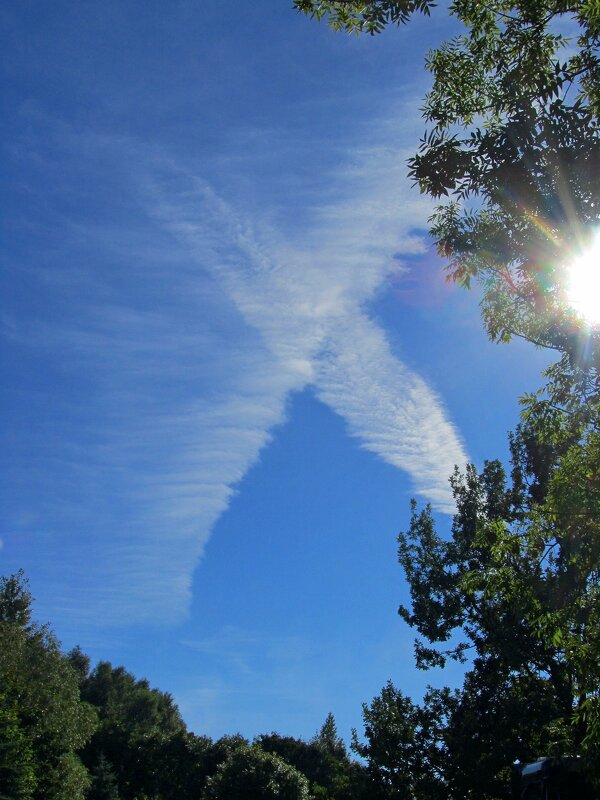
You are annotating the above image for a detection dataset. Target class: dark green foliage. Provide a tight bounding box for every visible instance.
[0,572,97,800]
[440,669,566,800]
[351,682,450,800]
[0,697,36,800]
[0,571,33,626]
[258,715,368,799]
[203,733,249,773]
[67,646,92,687]
[137,732,248,800]
[354,672,571,800]
[203,744,311,800]
[79,660,187,800]
[87,754,119,800]
[314,712,345,757]
[148,731,217,799]
[0,574,376,799]
[81,661,185,741]
[396,400,600,794]
[79,665,255,800]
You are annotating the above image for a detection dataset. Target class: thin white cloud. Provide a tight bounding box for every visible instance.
[176,626,325,737]
[145,121,467,516]
[313,316,463,513]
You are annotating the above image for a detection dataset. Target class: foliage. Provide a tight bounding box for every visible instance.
[351,681,450,799]
[203,743,312,800]
[0,572,97,800]
[293,0,434,34]
[314,712,346,757]
[409,0,600,365]
[0,696,36,800]
[444,669,568,799]
[79,659,188,800]
[137,731,217,800]
[87,754,120,800]
[0,574,371,799]
[351,389,599,798]
[295,0,600,369]
[258,715,367,800]
[396,398,600,793]
[81,660,185,741]
[354,670,582,800]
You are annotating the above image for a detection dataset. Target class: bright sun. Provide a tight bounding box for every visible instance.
[566,231,600,325]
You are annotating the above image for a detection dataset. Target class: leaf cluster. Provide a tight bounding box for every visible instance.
[204,744,311,800]
[293,0,434,34]
[407,0,600,359]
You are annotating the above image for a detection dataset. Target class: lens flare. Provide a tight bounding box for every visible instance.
[566,231,600,325]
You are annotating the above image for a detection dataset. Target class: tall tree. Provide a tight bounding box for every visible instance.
[258,716,368,800]
[79,660,187,800]
[313,713,345,757]
[0,572,97,800]
[396,407,600,792]
[297,4,600,795]
[87,754,119,800]
[351,681,449,800]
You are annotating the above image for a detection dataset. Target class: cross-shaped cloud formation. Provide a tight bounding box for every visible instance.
[4,109,466,628]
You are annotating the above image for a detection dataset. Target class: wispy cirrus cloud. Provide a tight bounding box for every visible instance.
[146,129,466,512]
[4,105,466,628]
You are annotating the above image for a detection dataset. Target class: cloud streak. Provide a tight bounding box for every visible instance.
[147,127,467,514]
[5,107,466,627]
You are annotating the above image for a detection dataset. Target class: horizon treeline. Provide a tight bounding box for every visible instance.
[0,570,374,800]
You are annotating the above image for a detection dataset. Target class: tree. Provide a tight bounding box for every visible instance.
[87,754,120,800]
[351,681,449,800]
[0,572,97,800]
[410,0,600,368]
[0,697,36,800]
[81,661,185,742]
[258,717,368,800]
[439,667,572,799]
[396,407,600,793]
[203,744,311,800]
[295,3,600,794]
[313,713,345,757]
[79,660,187,800]
[350,399,599,799]
[135,730,217,800]
[295,0,600,369]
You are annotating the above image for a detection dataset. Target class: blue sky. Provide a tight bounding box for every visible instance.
[2,0,550,743]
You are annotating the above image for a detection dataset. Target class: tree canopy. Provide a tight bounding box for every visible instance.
[394,403,600,793]
[295,0,600,370]
[292,10,600,788]
[0,572,97,800]
[257,714,367,800]
[203,744,312,800]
